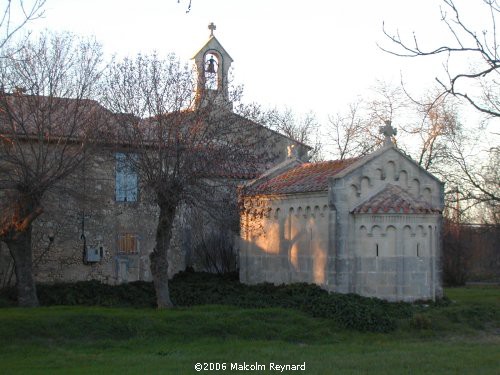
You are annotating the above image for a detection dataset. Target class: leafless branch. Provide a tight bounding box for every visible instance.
[0,0,46,55]
[380,0,500,118]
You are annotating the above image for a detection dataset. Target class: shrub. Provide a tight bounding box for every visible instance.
[168,273,413,332]
[1,271,414,332]
[0,280,157,308]
[193,231,238,274]
[410,313,433,330]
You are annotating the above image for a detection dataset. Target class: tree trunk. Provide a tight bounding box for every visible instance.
[5,225,39,307]
[150,200,178,308]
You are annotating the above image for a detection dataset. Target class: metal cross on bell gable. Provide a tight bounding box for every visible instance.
[208,22,216,37]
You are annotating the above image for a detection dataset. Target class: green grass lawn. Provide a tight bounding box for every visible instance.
[0,286,499,374]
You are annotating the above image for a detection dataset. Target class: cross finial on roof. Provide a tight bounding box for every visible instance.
[379,120,397,145]
[208,22,216,37]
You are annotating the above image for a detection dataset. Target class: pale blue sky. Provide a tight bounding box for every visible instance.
[26,0,488,120]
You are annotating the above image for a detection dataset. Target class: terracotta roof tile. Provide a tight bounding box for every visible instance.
[352,184,440,214]
[244,158,359,195]
[0,94,120,142]
[205,160,269,180]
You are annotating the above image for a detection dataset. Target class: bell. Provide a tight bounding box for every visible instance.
[206,57,216,73]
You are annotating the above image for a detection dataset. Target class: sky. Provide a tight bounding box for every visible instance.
[21,0,494,123]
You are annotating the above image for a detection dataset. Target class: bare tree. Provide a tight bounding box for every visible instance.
[235,103,322,161]
[444,134,500,219]
[0,32,105,307]
[380,0,499,218]
[324,82,409,161]
[397,90,460,171]
[102,54,267,308]
[481,147,500,222]
[0,0,46,54]
[400,92,499,222]
[366,81,409,125]
[400,92,470,218]
[380,0,499,118]
[326,101,380,160]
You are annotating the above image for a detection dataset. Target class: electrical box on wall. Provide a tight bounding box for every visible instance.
[85,246,103,263]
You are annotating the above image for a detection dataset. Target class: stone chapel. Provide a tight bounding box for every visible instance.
[239,124,444,302]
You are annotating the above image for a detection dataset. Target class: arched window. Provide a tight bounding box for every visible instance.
[204,53,219,90]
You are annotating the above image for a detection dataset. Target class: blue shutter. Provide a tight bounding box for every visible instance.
[115,153,126,201]
[115,152,138,202]
[125,171,138,201]
[127,153,138,201]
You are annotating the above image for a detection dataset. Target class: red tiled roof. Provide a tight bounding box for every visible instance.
[0,94,115,140]
[205,160,270,180]
[244,158,359,195]
[352,184,440,214]
[0,94,309,180]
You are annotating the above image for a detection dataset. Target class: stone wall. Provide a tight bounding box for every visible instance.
[1,148,188,287]
[240,192,331,286]
[0,28,309,289]
[330,146,443,300]
[1,130,299,287]
[352,214,442,301]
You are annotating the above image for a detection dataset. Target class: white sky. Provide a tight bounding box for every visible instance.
[25,0,492,123]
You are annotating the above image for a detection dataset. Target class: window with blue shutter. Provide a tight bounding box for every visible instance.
[115,153,138,202]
